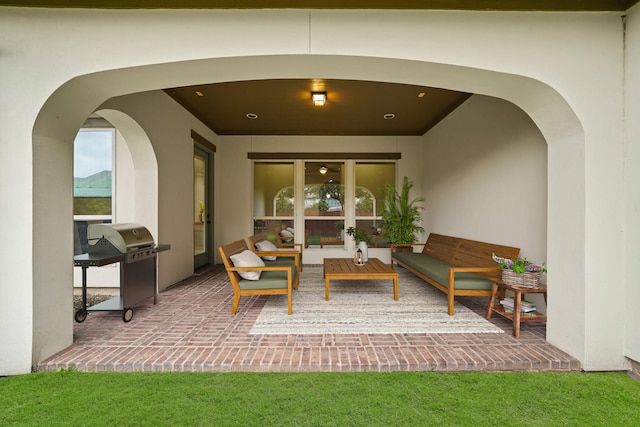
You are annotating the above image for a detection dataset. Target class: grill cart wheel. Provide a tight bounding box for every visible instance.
[123,308,133,322]
[74,309,88,323]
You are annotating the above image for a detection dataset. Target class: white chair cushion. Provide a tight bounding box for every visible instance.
[279,229,294,242]
[230,250,265,280]
[255,240,278,260]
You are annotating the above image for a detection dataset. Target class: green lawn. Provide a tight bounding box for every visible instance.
[1,371,639,426]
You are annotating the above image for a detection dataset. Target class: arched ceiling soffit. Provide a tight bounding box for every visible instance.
[37,54,582,143]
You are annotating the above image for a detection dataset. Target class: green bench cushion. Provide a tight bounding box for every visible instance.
[238,270,292,290]
[264,258,296,268]
[393,252,493,291]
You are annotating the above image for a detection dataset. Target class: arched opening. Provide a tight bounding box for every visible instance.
[70,110,160,292]
[94,109,158,237]
[30,54,584,366]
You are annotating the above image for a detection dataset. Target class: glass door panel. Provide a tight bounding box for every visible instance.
[194,148,210,268]
[355,162,395,248]
[253,162,295,246]
[304,161,345,248]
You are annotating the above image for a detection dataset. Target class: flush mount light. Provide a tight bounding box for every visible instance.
[312,92,327,107]
[319,165,328,174]
[383,113,396,120]
[246,113,258,119]
[418,92,426,98]
[195,91,204,97]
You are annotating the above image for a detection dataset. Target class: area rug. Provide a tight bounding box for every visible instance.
[250,266,503,334]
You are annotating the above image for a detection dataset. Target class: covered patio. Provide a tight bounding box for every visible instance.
[39,264,579,373]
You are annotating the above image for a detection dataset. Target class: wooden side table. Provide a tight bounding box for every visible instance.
[486,281,547,338]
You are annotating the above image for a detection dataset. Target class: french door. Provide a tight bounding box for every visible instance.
[194,146,213,268]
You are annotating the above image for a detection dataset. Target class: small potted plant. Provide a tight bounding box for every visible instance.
[345,226,372,245]
[492,253,547,288]
[198,200,205,222]
[346,226,373,262]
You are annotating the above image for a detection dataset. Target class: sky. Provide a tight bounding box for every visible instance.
[74,130,113,178]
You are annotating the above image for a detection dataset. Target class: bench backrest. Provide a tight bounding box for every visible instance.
[423,233,520,280]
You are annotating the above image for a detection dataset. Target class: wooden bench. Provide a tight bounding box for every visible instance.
[391,233,520,315]
[219,239,299,315]
[247,232,302,272]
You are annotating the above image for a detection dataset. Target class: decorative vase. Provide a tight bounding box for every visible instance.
[358,241,368,262]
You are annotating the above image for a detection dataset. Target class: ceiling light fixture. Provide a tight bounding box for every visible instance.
[384,113,396,120]
[246,113,258,119]
[312,92,327,107]
[418,92,426,98]
[195,91,204,97]
[319,165,328,174]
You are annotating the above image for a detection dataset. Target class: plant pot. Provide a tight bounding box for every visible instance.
[358,241,368,262]
[502,270,541,288]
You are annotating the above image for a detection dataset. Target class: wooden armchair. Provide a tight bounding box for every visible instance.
[219,239,298,315]
[273,226,309,249]
[248,232,302,272]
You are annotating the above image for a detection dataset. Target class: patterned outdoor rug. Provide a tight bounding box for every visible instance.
[250,266,503,334]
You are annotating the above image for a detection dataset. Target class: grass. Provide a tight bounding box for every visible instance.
[1,371,639,426]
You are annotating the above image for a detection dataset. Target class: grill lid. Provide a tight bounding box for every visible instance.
[88,223,155,254]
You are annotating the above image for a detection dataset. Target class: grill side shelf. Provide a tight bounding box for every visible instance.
[74,252,124,267]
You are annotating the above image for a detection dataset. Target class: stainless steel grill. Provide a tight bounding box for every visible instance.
[74,223,170,322]
[87,223,156,263]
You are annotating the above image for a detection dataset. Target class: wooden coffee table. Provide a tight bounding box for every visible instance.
[323,258,398,301]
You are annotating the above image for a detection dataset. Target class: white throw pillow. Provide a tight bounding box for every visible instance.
[279,229,294,242]
[255,240,278,261]
[230,250,265,280]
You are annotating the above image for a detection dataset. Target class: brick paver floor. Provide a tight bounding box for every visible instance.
[39,264,580,372]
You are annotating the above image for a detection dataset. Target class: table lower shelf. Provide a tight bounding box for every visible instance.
[490,305,547,323]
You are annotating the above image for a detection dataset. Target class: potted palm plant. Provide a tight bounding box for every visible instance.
[381,176,425,249]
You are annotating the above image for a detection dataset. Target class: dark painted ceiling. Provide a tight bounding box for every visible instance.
[165,80,471,136]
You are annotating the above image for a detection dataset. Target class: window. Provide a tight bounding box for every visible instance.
[253,162,295,245]
[355,162,395,248]
[73,128,115,254]
[253,159,395,250]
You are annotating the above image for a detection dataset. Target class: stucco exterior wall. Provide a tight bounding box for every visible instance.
[0,7,631,373]
[624,4,640,365]
[97,91,219,290]
[422,95,548,310]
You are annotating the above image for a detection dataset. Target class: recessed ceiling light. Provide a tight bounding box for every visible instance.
[195,91,204,97]
[418,92,426,98]
[383,113,396,120]
[246,113,258,119]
